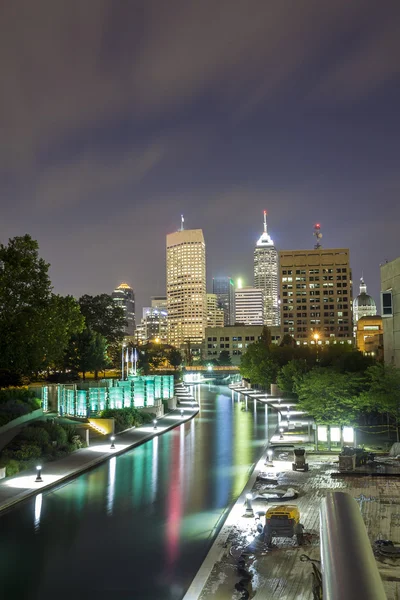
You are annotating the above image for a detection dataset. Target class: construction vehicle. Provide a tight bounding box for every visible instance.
[292,448,309,471]
[264,505,304,547]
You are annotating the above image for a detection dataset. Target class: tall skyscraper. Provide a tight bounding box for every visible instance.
[166,223,207,348]
[207,293,225,328]
[235,287,264,326]
[111,282,135,336]
[254,211,279,326]
[279,246,353,343]
[212,276,235,325]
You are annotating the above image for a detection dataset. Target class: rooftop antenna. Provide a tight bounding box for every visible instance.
[263,210,267,233]
[313,223,322,249]
[180,214,184,231]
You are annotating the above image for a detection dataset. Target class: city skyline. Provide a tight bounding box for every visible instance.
[2,2,399,314]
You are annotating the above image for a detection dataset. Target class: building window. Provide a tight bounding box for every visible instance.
[382,290,393,317]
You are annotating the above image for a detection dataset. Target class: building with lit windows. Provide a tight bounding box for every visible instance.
[111,282,135,336]
[279,248,353,344]
[254,211,279,326]
[166,226,207,348]
[212,276,235,325]
[207,293,225,328]
[205,325,281,365]
[235,287,264,326]
[356,315,383,357]
[141,306,168,344]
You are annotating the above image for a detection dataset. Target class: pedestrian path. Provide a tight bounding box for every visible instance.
[0,403,199,513]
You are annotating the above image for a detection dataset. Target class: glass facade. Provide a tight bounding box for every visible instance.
[55,376,174,417]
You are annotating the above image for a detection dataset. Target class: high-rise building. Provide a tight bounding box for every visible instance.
[207,293,225,328]
[235,287,264,326]
[353,277,377,323]
[212,276,235,325]
[141,306,168,344]
[254,211,279,326]
[279,247,353,343]
[111,282,135,336]
[166,225,207,348]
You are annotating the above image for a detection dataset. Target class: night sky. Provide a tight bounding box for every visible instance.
[1,1,400,313]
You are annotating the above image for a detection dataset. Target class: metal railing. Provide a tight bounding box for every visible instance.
[320,491,386,600]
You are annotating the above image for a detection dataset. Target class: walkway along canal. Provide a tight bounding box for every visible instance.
[0,385,278,600]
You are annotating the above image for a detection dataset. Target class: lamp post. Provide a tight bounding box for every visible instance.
[266,449,274,466]
[244,493,254,517]
[180,409,184,418]
[153,419,157,430]
[121,343,126,380]
[35,465,43,482]
[279,426,284,440]
[110,435,115,449]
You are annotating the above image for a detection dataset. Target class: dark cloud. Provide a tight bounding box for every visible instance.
[1,0,400,310]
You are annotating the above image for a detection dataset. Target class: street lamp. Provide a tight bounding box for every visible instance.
[35,465,43,482]
[153,419,158,430]
[244,493,254,517]
[110,435,115,449]
[266,449,274,466]
[279,427,284,440]
[313,332,320,363]
[180,409,184,418]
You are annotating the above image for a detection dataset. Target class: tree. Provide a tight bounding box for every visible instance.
[277,359,309,394]
[167,348,182,371]
[280,334,296,348]
[78,294,126,345]
[0,235,53,376]
[240,341,278,389]
[361,364,400,439]
[295,368,367,425]
[42,295,85,372]
[67,328,109,380]
[218,350,232,366]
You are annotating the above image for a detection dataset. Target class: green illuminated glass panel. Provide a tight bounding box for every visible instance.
[145,379,155,407]
[133,380,145,407]
[77,390,87,417]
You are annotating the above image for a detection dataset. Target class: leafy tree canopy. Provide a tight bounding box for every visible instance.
[167,348,182,370]
[295,368,368,425]
[361,364,400,422]
[277,359,309,394]
[78,294,126,345]
[218,350,232,366]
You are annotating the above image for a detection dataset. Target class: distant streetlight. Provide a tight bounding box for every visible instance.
[110,435,115,449]
[313,332,320,363]
[35,465,43,483]
[279,427,284,440]
[244,493,254,517]
[180,409,184,418]
[153,419,157,430]
[266,449,274,466]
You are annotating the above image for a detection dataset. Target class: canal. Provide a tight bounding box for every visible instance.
[0,385,277,600]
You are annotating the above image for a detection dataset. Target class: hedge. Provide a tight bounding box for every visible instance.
[100,407,155,433]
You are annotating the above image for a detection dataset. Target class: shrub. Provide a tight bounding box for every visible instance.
[7,442,42,462]
[100,407,156,432]
[0,370,23,389]
[46,424,68,447]
[5,459,20,477]
[19,426,50,449]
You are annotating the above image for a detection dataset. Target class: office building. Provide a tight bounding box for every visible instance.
[356,316,383,357]
[212,276,235,325]
[254,211,279,326]
[235,287,264,326]
[141,306,168,344]
[205,325,281,365]
[279,248,353,343]
[353,276,377,323]
[207,293,225,328]
[111,282,135,336]
[166,225,207,348]
[151,296,167,310]
[380,256,400,367]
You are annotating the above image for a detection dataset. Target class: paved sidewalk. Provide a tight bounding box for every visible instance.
[0,404,199,513]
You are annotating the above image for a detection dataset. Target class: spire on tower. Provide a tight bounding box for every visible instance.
[180,215,184,231]
[263,210,267,233]
[313,223,322,250]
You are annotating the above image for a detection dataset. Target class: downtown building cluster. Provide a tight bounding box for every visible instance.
[112,213,387,365]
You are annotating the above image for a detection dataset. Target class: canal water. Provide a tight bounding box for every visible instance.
[0,385,277,600]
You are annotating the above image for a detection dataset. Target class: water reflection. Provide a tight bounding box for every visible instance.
[0,385,278,600]
[34,493,42,532]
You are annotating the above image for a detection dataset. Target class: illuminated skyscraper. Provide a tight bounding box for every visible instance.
[166,222,207,348]
[212,276,235,325]
[254,211,279,326]
[111,282,135,335]
[235,287,264,325]
[207,293,225,328]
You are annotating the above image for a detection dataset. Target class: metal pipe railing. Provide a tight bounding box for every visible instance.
[320,491,386,600]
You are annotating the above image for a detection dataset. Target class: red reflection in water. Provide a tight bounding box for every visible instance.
[165,432,182,572]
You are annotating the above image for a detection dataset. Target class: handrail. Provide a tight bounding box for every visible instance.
[320,491,386,600]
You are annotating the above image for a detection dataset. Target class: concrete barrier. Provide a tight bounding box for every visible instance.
[0,408,44,435]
